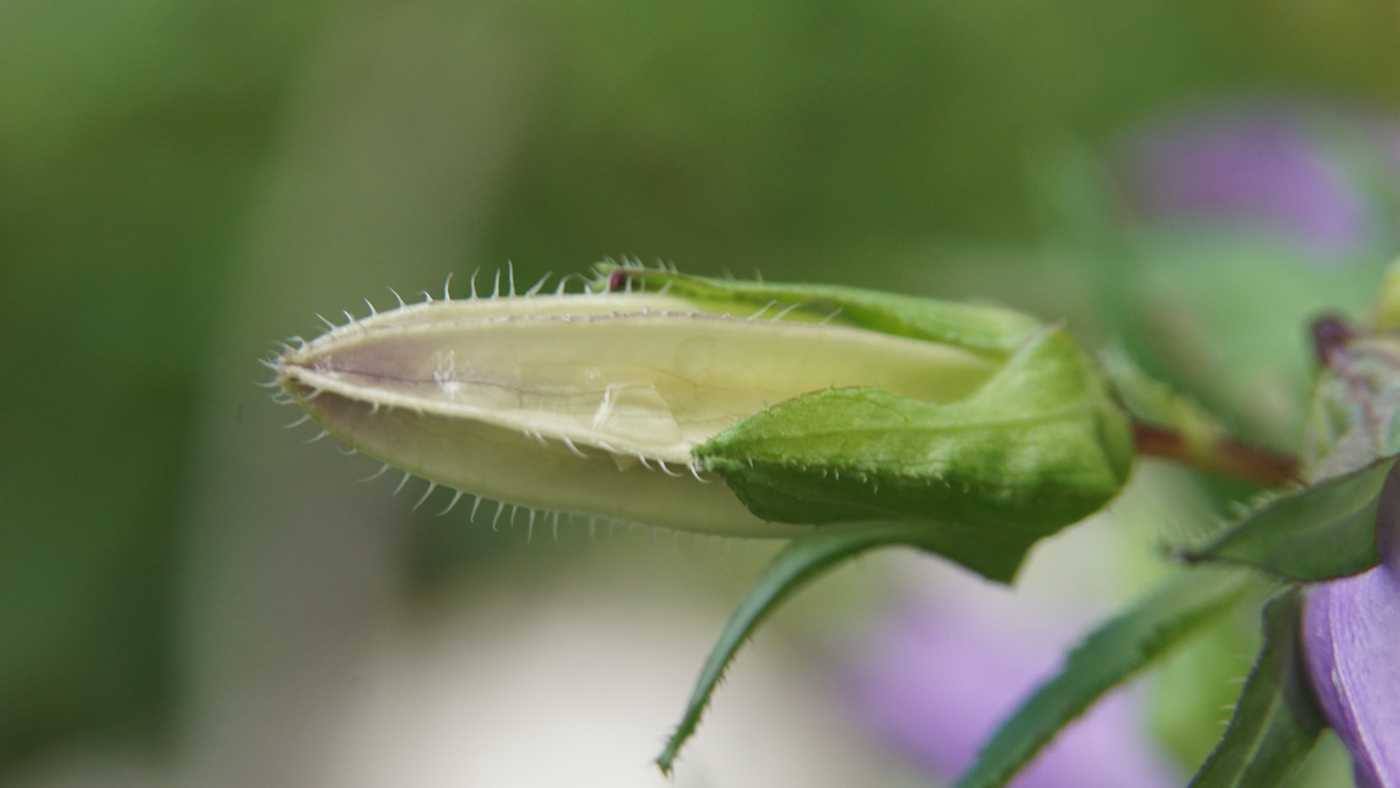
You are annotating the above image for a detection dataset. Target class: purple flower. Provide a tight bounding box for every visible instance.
[1119,99,1385,261]
[1303,467,1400,787]
[844,588,1179,788]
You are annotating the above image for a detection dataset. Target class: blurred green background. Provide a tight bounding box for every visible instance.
[2,0,1399,785]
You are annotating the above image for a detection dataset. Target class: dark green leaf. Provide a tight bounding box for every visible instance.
[655,526,1008,775]
[1188,588,1325,787]
[953,568,1254,788]
[1184,460,1388,581]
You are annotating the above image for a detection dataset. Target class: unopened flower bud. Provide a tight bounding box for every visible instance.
[274,266,1133,575]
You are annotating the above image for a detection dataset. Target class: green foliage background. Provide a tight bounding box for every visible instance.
[2,0,1398,779]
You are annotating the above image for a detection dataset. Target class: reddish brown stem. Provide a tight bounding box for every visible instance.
[1133,421,1300,488]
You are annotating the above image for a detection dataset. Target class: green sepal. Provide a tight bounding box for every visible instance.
[953,568,1255,788]
[1183,460,1388,581]
[654,526,1008,775]
[695,327,1134,578]
[1188,588,1325,787]
[598,263,1041,355]
[1305,332,1400,481]
[1099,344,1228,445]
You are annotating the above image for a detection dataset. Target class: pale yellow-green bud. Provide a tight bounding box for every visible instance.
[276,286,1000,536]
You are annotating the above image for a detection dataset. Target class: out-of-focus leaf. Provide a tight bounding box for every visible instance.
[1101,346,1298,486]
[1184,461,1387,581]
[656,526,999,775]
[953,568,1253,788]
[1101,344,1228,445]
[1188,589,1324,787]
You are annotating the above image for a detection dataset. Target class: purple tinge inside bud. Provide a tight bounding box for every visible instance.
[1301,463,1400,788]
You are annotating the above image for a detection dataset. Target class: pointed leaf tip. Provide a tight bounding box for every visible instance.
[656,527,1004,774]
[1183,460,1389,581]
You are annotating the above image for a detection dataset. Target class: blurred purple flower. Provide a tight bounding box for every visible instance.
[844,599,1179,788]
[1303,465,1400,788]
[1120,100,1389,260]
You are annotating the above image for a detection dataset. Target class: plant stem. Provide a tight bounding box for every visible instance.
[1133,421,1299,488]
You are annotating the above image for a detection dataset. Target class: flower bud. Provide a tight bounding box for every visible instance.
[274,266,1133,575]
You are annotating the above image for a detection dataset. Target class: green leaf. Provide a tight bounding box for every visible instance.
[953,568,1254,788]
[599,264,1042,355]
[1188,588,1325,787]
[696,327,1134,578]
[655,526,1008,775]
[1183,460,1388,581]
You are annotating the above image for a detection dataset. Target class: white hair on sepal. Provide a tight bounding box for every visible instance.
[388,287,406,308]
[746,301,779,320]
[438,489,465,516]
[412,481,438,511]
[687,460,712,483]
[560,436,588,458]
[771,302,804,321]
[525,271,552,296]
